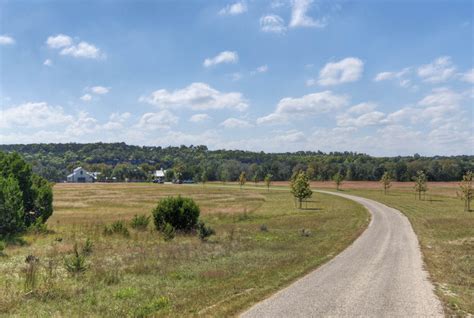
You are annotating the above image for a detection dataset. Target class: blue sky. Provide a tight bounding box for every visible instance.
[0,0,473,156]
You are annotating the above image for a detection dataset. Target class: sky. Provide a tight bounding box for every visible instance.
[0,0,473,156]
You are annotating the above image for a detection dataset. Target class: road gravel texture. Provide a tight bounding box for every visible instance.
[241,191,444,317]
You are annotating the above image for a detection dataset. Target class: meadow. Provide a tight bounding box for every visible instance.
[0,183,368,317]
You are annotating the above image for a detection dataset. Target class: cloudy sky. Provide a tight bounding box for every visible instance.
[0,0,473,156]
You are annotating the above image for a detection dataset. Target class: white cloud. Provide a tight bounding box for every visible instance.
[257,90,349,124]
[256,65,268,73]
[0,102,73,129]
[374,68,410,82]
[140,82,248,111]
[0,35,15,45]
[461,69,474,84]
[231,72,243,81]
[65,112,99,136]
[289,0,327,28]
[203,51,238,67]
[347,102,377,115]
[337,111,385,128]
[276,129,307,143]
[90,86,110,95]
[317,57,364,86]
[189,113,211,123]
[43,59,53,66]
[417,56,456,83]
[137,110,179,130]
[219,1,247,15]
[103,112,131,130]
[60,41,104,59]
[220,118,252,128]
[46,34,105,60]
[46,34,72,49]
[80,94,93,102]
[260,15,287,33]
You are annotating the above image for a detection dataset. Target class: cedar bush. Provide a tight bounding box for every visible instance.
[152,196,200,232]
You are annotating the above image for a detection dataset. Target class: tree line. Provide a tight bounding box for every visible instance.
[0,143,472,183]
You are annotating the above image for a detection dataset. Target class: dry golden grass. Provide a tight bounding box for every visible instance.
[0,183,368,317]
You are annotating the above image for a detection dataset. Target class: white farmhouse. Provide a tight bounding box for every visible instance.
[67,167,97,183]
[153,168,166,182]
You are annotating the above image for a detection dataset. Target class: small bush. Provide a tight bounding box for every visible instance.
[135,296,170,317]
[82,238,93,255]
[260,224,268,232]
[130,214,150,230]
[162,223,175,241]
[114,287,137,299]
[64,244,88,274]
[197,221,215,241]
[103,220,130,237]
[152,196,200,232]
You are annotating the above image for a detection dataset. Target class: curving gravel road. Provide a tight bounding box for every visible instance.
[241,191,443,317]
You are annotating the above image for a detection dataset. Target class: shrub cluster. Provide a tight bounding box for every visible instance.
[0,152,53,238]
[130,214,150,230]
[103,220,130,237]
[152,196,215,242]
[152,196,200,232]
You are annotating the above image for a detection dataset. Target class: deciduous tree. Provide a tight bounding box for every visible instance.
[264,174,272,192]
[239,172,246,190]
[333,172,344,191]
[459,171,473,212]
[380,172,392,195]
[290,171,313,209]
[414,170,428,200]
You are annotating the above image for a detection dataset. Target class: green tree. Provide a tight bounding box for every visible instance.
[459,171,473,212]
[380,172,392,195]
[253,174,258,186]
[239,172,246,190]
[201,170,208,187]
[0,176,25,237]
[290,171,313,209]
[333,172,344,191]
[264,174,272,192]
[414,170,428,200]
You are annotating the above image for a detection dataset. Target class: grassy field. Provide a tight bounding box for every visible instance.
[0,183,369,317]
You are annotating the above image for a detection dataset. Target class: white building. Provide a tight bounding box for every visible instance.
[153,168,166,182]
[67,167,97,183]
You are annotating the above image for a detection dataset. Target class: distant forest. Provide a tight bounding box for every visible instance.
[0,143,472,183]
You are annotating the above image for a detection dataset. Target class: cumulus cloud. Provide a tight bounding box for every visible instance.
[220,118,252,128]
[46,34,72,48]
[219,1,247,15]
[136,110,179,130]
[256,65,268,73]
[276,129,307,143]
[90,86,110,95]
[103,112,131,130]
[461,68,474,84]
[43,59,53,66]
[417,56,456,83]
[316,57,364,86]
[0,35,15,45]
[189,113,211,123]
[203,51,238,67]
[257,90,349,124]
[260,15,286,33]
[140,82,248,111]
[347,102,377,115]
[337,111,385,128]
[289,0,327,28]
[46,34,105,59]
[80,94,93,102]
[0,102,73,129]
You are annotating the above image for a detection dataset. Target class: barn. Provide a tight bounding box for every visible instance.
[67,167,97,183]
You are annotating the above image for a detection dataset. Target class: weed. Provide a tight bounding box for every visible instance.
[134,296,170,317]
[114,287,137,299]
[24,255,39,292]
[260,224,268,232]
[162,223,175,241]
[103,220,130,237]
[82,238,93,255]
[130,214,150,230]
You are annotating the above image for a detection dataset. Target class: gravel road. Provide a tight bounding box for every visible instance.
[241,191,444,317]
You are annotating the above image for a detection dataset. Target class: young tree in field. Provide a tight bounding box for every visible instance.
[332,172,344,191]
[253,174,258,187]
[458,171,473,212]
[380,172,392,195]
[0,176,25,237]
[239,172,246,190]
[290,171,313,209]
[201,170,208,188]
[264,174,272,192]
[414,170,428,200]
